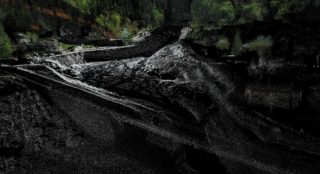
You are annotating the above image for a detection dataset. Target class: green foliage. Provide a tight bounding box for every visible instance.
[122,19,139,36]
[64,0,166,28]
[96,12,121,34]
[269,0,306,19]
[59,43,93,52]
[108,13,121,32]
[96,12,139,39]
[151,6,165,27]
[82,44,94,49]
[0,25,13,58]
[189,0,319,26]
[215,37,230,50]
[137,0,165,28]
[120,28,134,45]
[59,43,76,51]
[232,31,242,56]
[63,0,93,14]
[191,0,235,27]
[248,36,273,58]
[25,32,39,43]
[240,1,265,22]
[257,0,320,20]
[95,14,107,28]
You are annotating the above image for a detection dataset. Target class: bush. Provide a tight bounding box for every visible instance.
[191,0,235,27]
[232,31,242,56]
[120,28,134,45]
[240,2,265,22]
[59,43,76,51]
[215,37,230,50]
[123,19,139,34]
[248,36,273,58]
[0,25,13,58]
[96,12,122,35]
[25,32,39,43]
[151,6,164,28]
[63,0,92,14]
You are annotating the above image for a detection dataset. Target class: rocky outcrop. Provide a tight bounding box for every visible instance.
[78,42,320,173]
[80,43,225,123]
[14,39,62,61]
[2,33,320,173]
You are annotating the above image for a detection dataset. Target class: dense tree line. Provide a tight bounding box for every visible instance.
[1,0,320,58]
[63,0,320,29]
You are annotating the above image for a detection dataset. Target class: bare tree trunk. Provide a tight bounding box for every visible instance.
[230,0,243,24]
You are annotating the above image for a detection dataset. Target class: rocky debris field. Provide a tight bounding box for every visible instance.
[1,26,320,173]
[0,73,179,174]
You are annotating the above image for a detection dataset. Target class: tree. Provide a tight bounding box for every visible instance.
[229,0,244,23]
[0,24,13,58]
[232,30,242,56]
[257,0,318,21]
[191,0,235,27]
